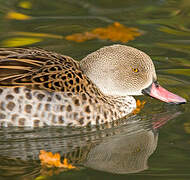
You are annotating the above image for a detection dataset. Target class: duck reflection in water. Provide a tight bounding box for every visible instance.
[83,111,180,174]
[0,109,181,179]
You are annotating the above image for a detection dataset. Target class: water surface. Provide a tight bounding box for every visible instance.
[0,0,190,179]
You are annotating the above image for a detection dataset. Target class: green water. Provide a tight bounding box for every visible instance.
[0,0,190,179]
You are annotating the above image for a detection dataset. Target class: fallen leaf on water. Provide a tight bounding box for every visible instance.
[5,11,31,20]
[132,99,146,114]
[34,175,48,180]
[39,150,75,169]
[12,32,63,39]
[18,1,32,9]
[1,37,42,47]
[66,32,97,43]
[65,22,142,43]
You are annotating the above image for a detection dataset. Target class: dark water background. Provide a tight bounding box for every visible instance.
[0,0,190,179]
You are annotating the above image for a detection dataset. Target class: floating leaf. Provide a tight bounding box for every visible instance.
[65,22,142,43]
[92,22,141,42]
[5,11,31,20]
[34,175,48,180]
[18,1,32,9]
[13,32,63,39]
[39,150,75,169]
[1,37,42,47]
[66,32,97,43]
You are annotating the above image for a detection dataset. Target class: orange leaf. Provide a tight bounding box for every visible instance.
[5,11,31,20]
[132,99,146,114]
[65,32,97,42]
[39,150,75,169]
[65,22,142,43]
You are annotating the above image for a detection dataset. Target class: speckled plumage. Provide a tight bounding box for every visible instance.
[0,47,136,127]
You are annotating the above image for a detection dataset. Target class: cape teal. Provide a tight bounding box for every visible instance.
[0,45,186,127]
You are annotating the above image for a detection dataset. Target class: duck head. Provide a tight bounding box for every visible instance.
[80,45,186,104]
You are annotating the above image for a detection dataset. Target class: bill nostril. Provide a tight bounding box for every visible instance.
[154,81,159,88]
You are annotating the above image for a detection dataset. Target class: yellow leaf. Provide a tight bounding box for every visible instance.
[18,1,32,9]
[1,37,42,47]
[6,11,31,20]
[65,22,142,43]
[34,175,48,180]
[13,32,63,39]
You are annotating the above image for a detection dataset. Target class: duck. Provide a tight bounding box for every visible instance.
[0,44,186,127]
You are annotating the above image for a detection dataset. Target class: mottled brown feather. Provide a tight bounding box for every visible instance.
[0,48,95,94]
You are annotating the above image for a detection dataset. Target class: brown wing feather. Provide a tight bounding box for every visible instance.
[0,48,80,92]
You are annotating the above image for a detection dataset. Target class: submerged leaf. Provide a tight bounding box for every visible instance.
[18,1,32,9]
[5,11,31,20]
[1,37,42,47]
[65,22,142,43]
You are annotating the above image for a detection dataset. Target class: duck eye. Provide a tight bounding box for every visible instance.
[132,68,139,73]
